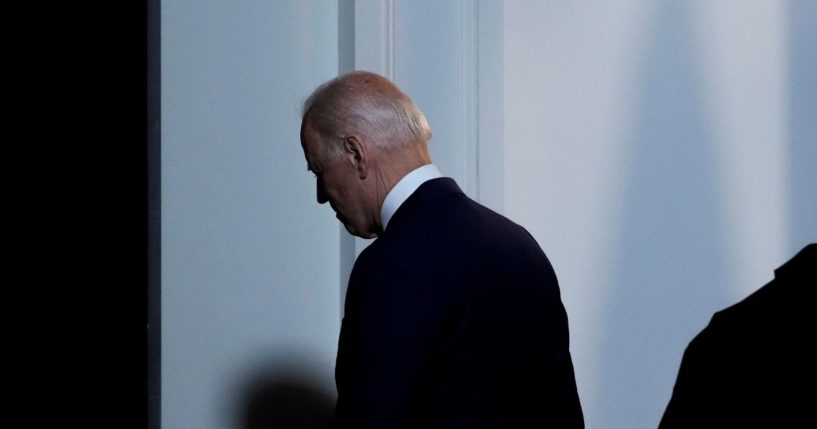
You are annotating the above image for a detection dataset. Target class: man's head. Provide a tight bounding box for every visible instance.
[300,71,433,238]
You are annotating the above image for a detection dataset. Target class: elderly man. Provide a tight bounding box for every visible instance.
[300,71,583,428]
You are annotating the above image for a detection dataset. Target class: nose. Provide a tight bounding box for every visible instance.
[317,176,328,204]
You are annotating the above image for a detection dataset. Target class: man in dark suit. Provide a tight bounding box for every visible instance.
[659,243,814,428]
[300,71,584,428]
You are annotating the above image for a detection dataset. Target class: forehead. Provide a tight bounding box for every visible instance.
[300,120,323,166]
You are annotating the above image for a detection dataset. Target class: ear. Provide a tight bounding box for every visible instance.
[343,135,368,179]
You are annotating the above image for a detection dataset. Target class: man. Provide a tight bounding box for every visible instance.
[659,243,814,428]
[300,71,583,427]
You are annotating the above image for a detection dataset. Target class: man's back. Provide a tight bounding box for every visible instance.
[336,177,584,428]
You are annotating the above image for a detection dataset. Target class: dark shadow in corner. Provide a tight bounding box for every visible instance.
[238,358,335,429]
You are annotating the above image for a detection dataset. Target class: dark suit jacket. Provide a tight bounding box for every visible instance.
[334,178,583,428]
[659,243,815,428]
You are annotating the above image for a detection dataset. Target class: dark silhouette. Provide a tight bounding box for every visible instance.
[659,243,815,428]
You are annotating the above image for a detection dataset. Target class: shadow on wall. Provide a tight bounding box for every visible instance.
[597,0,729,428]
[238,356,335,429]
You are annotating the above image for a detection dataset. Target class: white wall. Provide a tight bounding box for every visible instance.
[161,2,341,428]
[503,1,816,428]
[158,1,816,428]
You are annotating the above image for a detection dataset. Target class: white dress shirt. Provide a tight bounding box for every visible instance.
[380,164,443,231]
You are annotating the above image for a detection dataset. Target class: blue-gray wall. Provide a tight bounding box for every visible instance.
[159,1,816,428]
[162,2,340,428]
[504,1,816,428]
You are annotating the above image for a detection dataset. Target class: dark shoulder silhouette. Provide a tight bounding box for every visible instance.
[659,243,815,428]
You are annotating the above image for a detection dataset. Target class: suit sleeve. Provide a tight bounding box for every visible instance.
[334,251,449,428]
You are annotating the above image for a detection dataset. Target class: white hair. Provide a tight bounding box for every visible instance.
[301,71,432,155]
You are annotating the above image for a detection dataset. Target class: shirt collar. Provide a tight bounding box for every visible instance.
[380,164,443,230]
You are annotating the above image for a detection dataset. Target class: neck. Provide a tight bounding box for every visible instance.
[370,144,432,231]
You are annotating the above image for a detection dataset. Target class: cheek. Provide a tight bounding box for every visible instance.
[322,176,350,209]
[329,184,349,204]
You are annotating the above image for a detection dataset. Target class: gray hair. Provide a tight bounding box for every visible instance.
[301,71,432,155]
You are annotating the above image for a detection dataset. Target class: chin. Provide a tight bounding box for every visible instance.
[343,223,378,239]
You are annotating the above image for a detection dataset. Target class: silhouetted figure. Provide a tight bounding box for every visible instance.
[659,243,815,428]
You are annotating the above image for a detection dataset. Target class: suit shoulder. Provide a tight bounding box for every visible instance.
[712,244,814,328]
